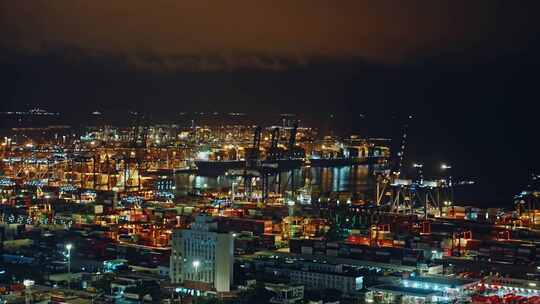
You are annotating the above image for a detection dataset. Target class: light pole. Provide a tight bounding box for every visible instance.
[192,260,200,282]
[66,243,73,289]
[441,164,454,218]
[23,279,34,304]
[441,164,453,204]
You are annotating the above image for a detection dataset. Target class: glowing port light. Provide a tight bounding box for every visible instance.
[121,196,144,204]
[441,164,452,170]
[60,184,77,192]
[0,178,15,187]
[24,179,47,187]
[81,190,97,197]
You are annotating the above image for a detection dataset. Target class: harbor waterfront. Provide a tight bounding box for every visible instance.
[2,2,539,302]
[174,166,372,197]
[0,118,538,304]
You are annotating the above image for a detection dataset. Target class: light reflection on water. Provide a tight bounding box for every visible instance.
[173,166,493,207]
[174,166,372,196]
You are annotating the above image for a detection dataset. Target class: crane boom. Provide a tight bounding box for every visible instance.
[288,120,298,159]
[267,127,280,161]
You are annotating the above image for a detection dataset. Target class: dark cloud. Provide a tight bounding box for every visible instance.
[1,0,539,66]
[123,53,308,72]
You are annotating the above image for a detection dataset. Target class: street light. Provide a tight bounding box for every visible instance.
[66,244,73,289]
[192,260,200,281]
[441,163,454,206]
[23,279,34,304]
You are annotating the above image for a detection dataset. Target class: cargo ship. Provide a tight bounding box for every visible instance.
[197,158,304,175]
[262,158,304,171]
[308,142,390,167]
[308,156,363,167]
[195,159,245,175]
[194,139,304,175]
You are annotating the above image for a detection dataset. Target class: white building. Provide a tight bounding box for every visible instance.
[170,215,234,293]
[265,283,304,304]
[290,269,363,294]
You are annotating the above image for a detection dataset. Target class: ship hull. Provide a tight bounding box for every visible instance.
[261,159,304,172]
[196,158,304,175]
[195,160,245,175]
[308,157,363,167]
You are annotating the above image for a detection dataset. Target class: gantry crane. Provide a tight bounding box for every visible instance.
[261,127,280,202]
[374,115,412,206]
[242,126,262,198]
[285,120,299,198]
[123,112,150,191]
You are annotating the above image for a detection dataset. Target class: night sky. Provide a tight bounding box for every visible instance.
[1,0,540,205]
[1,1,538,60]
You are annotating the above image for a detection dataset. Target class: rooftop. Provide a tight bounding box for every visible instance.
[369,284,440,297]
[403,276,479,288]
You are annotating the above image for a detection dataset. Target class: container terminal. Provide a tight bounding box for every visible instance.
[0,112,539,303]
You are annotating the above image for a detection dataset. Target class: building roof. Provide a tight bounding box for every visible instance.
[404,276,479,288]
[290,269,362,278]
[369,284,439,297]
[255,250,418,272]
